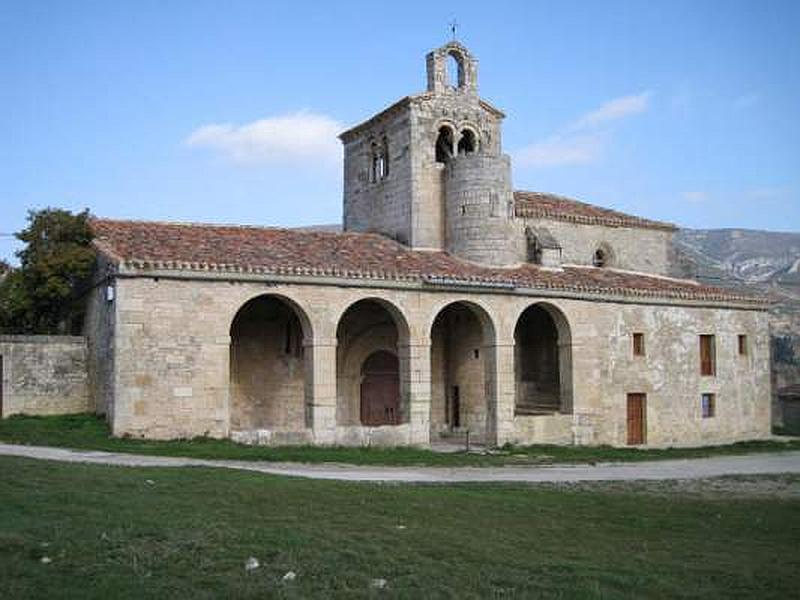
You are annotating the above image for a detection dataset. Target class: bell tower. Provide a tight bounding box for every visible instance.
[340,41,517,266]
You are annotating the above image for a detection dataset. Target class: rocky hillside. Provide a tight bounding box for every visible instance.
[675,229,800,287]
[674,228,800,425]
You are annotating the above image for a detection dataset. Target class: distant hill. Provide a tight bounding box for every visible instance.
[675,228,800,288]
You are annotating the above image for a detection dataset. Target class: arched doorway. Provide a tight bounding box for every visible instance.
[514,303,573,414]
[229,295,311,431]
[429,301,496,440]
[360,350,400,426]
[336,298,410,427]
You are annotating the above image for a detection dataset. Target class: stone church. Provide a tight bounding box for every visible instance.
[3,41,771,448]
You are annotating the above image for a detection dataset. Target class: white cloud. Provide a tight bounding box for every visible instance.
[682,191,710,203]
[515,91,653,168]
[516,134,603,168]
[569,91,653,130]
[185,112,344,167]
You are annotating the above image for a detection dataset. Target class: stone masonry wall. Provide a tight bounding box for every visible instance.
[517,217,674,275]
[445,154,517,266]
[83,257,116,417]
[0,335,90,417]
[107,272,771,448]
[342,109,413,244]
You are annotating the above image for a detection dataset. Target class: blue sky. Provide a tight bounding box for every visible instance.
[2,0,799,263]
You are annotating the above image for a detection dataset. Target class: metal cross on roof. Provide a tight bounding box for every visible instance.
[449,19,458,41]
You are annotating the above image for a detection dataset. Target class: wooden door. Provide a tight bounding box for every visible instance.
[627,393,646,445]
[360,351,400,426]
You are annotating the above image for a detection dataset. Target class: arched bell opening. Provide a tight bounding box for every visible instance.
[435,125,455,164]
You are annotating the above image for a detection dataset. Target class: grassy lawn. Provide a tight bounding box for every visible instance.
[0,413,799,467]
[0,456,798,599]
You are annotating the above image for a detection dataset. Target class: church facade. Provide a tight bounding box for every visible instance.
[84,42,771,447]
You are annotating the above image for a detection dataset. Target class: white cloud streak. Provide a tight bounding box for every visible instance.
[569,91,653,130]
[185,112,344,167]
[682,191,710,203]
[516,91,653,168]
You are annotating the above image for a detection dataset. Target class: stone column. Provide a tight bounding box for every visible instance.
[485,342,516,447]
[399,339,431,446]
[305,337,337,444]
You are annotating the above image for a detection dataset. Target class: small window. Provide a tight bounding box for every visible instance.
[699,335,716,376]
[738,334,748,356]
[593,248,607,267]
[632,333,645,357]
[701,393,716,418]
[369,140,389,182]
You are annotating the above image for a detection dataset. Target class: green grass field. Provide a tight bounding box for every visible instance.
[0,456,798,599]
[1,414,798,467]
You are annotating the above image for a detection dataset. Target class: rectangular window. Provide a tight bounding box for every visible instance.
[701,393,716,418]
[738,334,748,356]
[632,333,645,357]
[699,335,716,376]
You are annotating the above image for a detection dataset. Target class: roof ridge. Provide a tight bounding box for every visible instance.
[90,217,394,241]
[514,190,677,231]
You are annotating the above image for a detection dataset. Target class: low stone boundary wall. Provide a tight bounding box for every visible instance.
[0,335,90,417]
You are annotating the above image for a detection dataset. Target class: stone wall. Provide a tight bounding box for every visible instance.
[103,270,771,448]
[0,335,90,417]
[445,154,517,266]
[517,217,674,275]
[83,258,116,417]
[341,107,413,244]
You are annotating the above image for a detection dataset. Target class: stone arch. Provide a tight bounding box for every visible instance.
[447,49,466,89]
[435,124,456,164]
[335,297,411,426]
[457,126,479,155]
[228,294,314,434]
[514,302,573,415]
[428,300,497,441]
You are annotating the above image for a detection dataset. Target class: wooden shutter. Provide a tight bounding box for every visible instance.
[700,335,715,376]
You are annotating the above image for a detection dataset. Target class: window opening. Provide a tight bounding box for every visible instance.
[457,129,476,155]
[593,248,607,267]
[699,335,716,376]
[633,333,645,357]
[701,393,716,418]
[738,334,748,356]
[435,126,454,163]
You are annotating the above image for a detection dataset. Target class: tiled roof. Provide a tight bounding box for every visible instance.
[514,191,677,231]
[90,218,764,306]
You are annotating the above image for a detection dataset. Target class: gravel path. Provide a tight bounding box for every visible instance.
[2,443,799,483]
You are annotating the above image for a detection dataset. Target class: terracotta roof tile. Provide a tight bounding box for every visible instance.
[90,218,763,305]
[514,191,676,231]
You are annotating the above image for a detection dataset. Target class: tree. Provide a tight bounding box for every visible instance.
[0,208,95,334]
